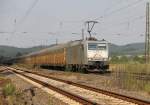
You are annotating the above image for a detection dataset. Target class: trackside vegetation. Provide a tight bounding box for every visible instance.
[109,55,150,96]
[110,55,145,64]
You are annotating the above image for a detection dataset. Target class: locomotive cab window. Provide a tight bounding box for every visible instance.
[88,43,107,50]
[97,44,106,50]
[88,43,97,50]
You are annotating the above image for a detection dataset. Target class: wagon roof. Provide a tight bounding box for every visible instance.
[21,39,108,58]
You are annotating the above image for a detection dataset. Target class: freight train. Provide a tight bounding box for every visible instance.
[10,38,109,72]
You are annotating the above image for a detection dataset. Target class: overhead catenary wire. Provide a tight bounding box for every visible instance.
[92,1,146,36]
[103,0,131,13]
[94,0,144,20]
[100,15,145,32]
[7,0,40,42]
[1,0,144,34]
[56,0,146,37]
[0,0,146,45]
[13,0,39,33]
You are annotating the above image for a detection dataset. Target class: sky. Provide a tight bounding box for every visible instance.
[0,0,149,48]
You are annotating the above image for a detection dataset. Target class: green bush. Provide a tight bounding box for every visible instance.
[144,83,150,93]
[110,55,145,64]
[3,83,16,96]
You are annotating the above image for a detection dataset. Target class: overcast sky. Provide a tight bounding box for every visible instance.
[0,0,149,48]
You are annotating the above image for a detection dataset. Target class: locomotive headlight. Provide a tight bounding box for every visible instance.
[88,58,92,60]
[103,58,107,61]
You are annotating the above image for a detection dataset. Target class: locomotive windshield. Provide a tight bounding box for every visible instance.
[88,43,106,50]
[88,43,97,50]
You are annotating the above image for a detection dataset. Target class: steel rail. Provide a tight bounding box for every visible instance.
[0,68,7,72]
[9,67,150,105]
[9,69,99,105]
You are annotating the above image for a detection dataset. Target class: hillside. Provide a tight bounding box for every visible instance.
[0,42,145,58]
[0,45,48,58]
[109,42,144,56]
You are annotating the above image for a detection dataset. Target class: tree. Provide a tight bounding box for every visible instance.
[133,56,144,63]
[110,56,119,63]
[120,56,128,63]
[0,56,4,63]
[16,52,22,57]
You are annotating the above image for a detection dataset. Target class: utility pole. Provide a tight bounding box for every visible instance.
[82,29,84,40]
[56,38,58,45]
[145,2,150,63]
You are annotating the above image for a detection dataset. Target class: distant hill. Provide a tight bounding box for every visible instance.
[109,42,144,56]
[0,45,49,58]
[0,42,145,58]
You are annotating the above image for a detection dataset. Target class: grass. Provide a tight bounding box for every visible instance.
[2,83,16,97]
[144,83,150,93]
[0,76,5,80]
[0,76,16,105]
[12,64,34,69]
[110,63,150,94]
[110,63,150,73]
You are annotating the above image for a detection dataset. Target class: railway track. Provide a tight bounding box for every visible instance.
[2,66,150,105]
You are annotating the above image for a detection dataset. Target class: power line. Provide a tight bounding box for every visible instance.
[100,15,145,32]
[145,2,150,63]
[103,0,130,13]
[94,0,144,20]
[1,16,145,35]
[58,0,145,33]
[8,0,40,42]
[1,15,144,34]
[13,0,39,32]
